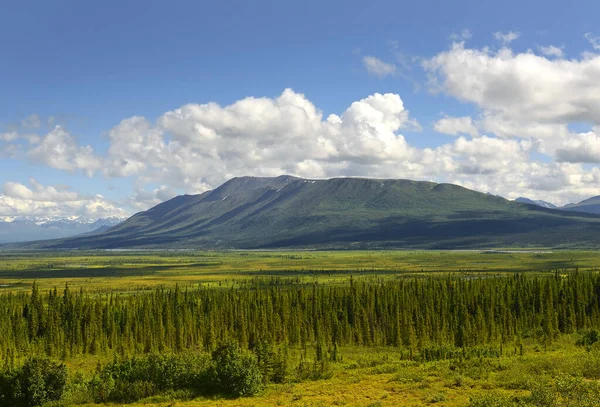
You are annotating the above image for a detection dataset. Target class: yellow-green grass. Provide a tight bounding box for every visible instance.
[68,337,597,407]
[1,249,599,293]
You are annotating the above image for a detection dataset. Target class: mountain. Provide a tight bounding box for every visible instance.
[0,216,124,244]
[561,196,600,215]
[8,176,600,250]
[515,197,557,209]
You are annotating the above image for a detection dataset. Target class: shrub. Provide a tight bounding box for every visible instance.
[527,381,557,407]
[211,341,263,397]
[576,329,600,348]
[0,357,68,407]
[468,392,519,407]
[255,340,288,384]
[89,352,212,403]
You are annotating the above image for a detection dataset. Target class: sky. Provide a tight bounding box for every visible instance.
[3,0,600,219]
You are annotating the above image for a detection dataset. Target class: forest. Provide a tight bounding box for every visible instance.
[2,251,600,406]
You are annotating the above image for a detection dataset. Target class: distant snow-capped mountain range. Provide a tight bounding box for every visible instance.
[0,216,125,244]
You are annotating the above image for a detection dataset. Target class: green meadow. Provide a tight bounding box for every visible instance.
[0,249,597,293]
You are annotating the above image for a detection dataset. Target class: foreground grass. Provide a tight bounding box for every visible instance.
[56,337,600,407]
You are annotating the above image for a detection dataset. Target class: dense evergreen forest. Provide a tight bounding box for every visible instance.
[1,273,598,361]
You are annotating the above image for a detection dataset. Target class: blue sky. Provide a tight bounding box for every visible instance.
[2,0,600,219]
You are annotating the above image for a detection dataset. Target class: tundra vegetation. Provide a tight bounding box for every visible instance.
[1,250,600,406]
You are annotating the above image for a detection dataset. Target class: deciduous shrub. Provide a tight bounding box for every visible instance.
[89,352,212,403]
[0,357,68,407]
[211,341,263,397]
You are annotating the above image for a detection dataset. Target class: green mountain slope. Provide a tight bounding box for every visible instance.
[11,176,600,249]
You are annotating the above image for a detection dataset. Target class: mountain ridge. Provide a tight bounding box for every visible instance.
[6,176,600,250]
[561,196,600,215]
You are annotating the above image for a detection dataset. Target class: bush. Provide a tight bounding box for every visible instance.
[577,329,600,348]
[0,357,68,407]
[527,381,557,407]
[211,341,263,397]
[89,352,212,403]
[554,374,600,407]
[468,392,519,407]
[255,340,288,384]
[89,345,264,402]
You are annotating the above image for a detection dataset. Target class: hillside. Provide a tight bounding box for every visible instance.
[9,176,600,249]
[561,196,600,215]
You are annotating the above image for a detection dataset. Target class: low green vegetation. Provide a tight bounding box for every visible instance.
[2,249,600,292]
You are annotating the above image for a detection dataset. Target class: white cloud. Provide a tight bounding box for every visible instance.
[129,186,177,211]
[3,178,79,202]
[555,131,600,163]
[0,179,127,219]
[416,40,600,204]
[120,89,419,189]
[585,32,600,50]
[433,116,479,138]
[362,56,396,77]
[494,31,520,45]
[28,126,102,176]
[423,42,600,126]
[539,45,564,58]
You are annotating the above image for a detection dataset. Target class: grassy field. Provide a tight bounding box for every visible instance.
[1,249,598,293]
[55,338,600,407]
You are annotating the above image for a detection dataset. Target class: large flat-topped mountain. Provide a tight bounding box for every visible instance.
[11,176,600,249]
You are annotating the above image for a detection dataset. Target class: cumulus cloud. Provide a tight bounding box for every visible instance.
[0,179,127,219]
[423,42,600,127]
[494,31,520,45]
[415,40,600,204]
[433,116,479,138]
[28,126,102,176]
[100,89,419,191]
[363,56,396,77]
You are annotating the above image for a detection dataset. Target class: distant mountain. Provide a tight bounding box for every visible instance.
[561,196,600,215]
[515,197,557,209]
[11,176,600,250]
[0,216,124,244]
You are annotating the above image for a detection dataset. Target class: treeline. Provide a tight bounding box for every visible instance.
[1,273,600,362]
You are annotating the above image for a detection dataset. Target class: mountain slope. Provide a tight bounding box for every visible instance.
[515,197,557,209]
[10,176,600,249]
[561,196,600,215]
